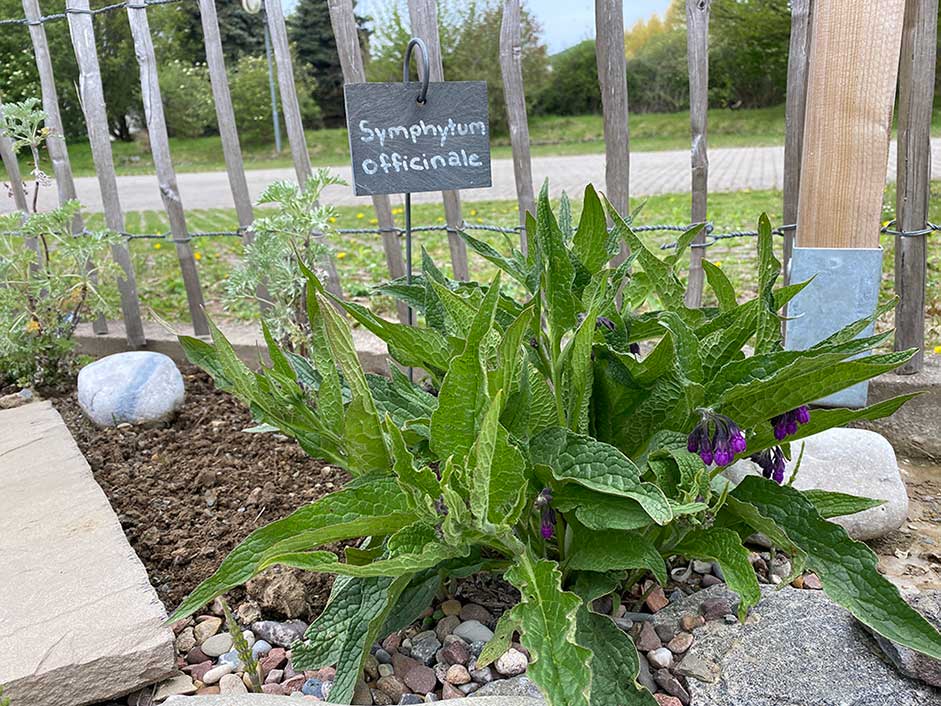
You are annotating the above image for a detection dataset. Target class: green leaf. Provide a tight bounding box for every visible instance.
[292,574,409,703]
[754,213,782,355]
[732,476,941,659]
[673,528,760,620]
[168,476,412,622]
[477,610,521,668]
[702,260,737,310]
[458,229,531,288]
[380,570,440,636]
[553,485,652,531]
[803,489,886,519]
[429,279,477,337]
[530,427,673,525]
[505,556,592,706]
[573,184,609,274]
[571,571,625,603]
[565,304,598,433]
[179,335,230,391]
[575,607,658,706]
[568,529,667,586]
[385,416,439,510]
[344,395,392,475]
[535,181,577,341]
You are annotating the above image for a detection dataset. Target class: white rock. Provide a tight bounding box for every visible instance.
[219,672,249,695]
[724,428,908,540]
[153,674,196,700]
[494,648,528,676]
[201,632,234,657]
[77,351,184,427]
[202,663,234,685]
[647,647,674,670]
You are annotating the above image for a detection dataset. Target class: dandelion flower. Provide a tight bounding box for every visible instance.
[356,212,365,219]
[337,251,347,259]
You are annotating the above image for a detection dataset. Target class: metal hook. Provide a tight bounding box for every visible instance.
[403,37,430,104]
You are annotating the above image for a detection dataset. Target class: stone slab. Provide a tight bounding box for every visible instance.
[0,402,176,705]
[75,320,390,376]
[164,697,543,706]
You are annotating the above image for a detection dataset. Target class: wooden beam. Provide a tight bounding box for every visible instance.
[499,0,535,253]
[683,0,709,308]
[327,0,408,323]
[407,0,470,281]
[894,0,938,373]
[66,0,145,346]
[796,0,906,249]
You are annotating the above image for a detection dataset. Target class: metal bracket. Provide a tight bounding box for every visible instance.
[784,246,884,408]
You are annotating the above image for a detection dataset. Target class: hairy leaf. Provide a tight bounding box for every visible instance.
[477,610,521,668]
[702,260,737,310]
[567,529,668,586]
[803,489,886,519]
[576,607,658,706]
[674,528,760,620]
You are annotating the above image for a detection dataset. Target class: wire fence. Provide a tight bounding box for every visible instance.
[0,0,182,26]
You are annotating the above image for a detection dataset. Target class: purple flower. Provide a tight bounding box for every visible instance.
[772,406,811,440]
[534,488,556,540]
[629,342,641,356]
[687,411,747,467]
[595,316,617,331]
[750,447,787,484]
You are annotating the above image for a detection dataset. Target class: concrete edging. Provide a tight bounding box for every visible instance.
[163,697,543,705]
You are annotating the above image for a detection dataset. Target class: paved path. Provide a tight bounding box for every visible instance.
[6,139,941,214]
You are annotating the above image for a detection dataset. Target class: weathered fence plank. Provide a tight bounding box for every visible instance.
[595,0,630,264]
[782,0,813,281]
[327,0,408,324]
[894,0,938,374]
[499,0,534,252]
[66,0,145,347]
[684,0,709,308]
[126,1,208,336]
[24,0,107,334]
[0,104,40,264]
[407,0,470,281]
[265,0,343,298]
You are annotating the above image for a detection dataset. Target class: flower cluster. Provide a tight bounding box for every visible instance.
[687,411,747,466]
[534,488,555,539]
[751,447,787,484]
[772,406,810,440]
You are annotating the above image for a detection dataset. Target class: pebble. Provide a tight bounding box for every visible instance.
[467,641,487,658]
[654,668,691,705]
[469,665,493,684]
[282,675,307,693]
[383,634,403,652]
[379,664,394,678]
[251,639,273,659]
[410,630,442,665]
[184,660,213,683]
[654,621,677,644]
[375,648,394,664]
[700,597,732,621]
[193,617,222,643]
[680,614,705,632]
[262,684,285,695]
[434,663,450,683]
[404,665,437,694]
[302,678,324,697]
[185,645,209,665]
[702,574,724,588]
[441,683,464,699]
[435,615,461,642]
[445,664,471,685]
[175,627,196,654]
[377,675,407,702]
[636,653,657,694]
[251,619,308,647]
[458,683,480,695]
[353,680,372,705]
[494,648,528,677]
[200,632,233,658]
[196,686,221,695]
[654,695,684,706]
[265,669,284,684]
[242,629,256,648]
[440,599,462,617]
[673,654,721,683]
[260,647,287,675]
[202,664,234,685]
[219,672,248,695]
[453,620,494,643]
[803,573,823,590]
[645,585,670,613]
[648,647,674,670]
[460,603,494,626]
[218,649,243,669]
[392,652,420,676]
[372,687,394,705]
[635,622,661,651]
[692,560,713,574]
[400,695,423,704]
[667,632,694,654]
[152,674,197,700]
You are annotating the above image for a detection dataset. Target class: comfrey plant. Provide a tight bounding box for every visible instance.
[224,169,343,350]
[170,183,941,706]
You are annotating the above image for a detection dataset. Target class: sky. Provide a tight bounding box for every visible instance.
[349,0,674,55]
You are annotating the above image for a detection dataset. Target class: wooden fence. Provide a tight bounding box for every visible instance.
[0,0,938,372]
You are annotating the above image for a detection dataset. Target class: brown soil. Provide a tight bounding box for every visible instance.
[53,366,350,615]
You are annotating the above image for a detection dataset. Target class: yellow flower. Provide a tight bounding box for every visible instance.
[436,217,445,223]
[714,261,722,268]
[154,242,161,250]
[25,319,40,334]
[934,345,941,355]
[370,218,378,225]
[470,209,478,216]
[329,216,337,224]
[337,251,347,259]
[476,218,483,223]
[356,212,365,219]
[194,252,202,261]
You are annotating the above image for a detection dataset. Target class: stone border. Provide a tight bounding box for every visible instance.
[75,322,941,460]
[164,697,542,705]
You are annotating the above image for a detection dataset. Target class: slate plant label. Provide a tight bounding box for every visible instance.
[344,81,492,196]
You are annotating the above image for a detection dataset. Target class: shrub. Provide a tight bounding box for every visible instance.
[223,170,342,350]
[170,183,941,705]
[157,60,216,138]
[229,54,320,143]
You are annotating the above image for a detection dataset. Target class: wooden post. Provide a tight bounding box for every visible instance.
[265,0,343,298]
[0,104,41,264]
[24,0,107,335]
[66,0,145,347]
[595,0,630,264]
[782,0,813,282]
[407,0,470,281]
[126,0,208,336]
[683,0,709,308]
[894,0,938,373]
[796,0,906,249]
[499,0,534,253]
[327,0,408,323]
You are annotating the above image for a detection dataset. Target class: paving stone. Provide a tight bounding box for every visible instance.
[0,402,175,706]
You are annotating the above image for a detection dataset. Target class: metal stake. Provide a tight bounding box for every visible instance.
[263,10,282,154]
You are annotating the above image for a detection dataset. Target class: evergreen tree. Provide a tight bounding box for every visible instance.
[177,0,265,66]
[288,0,369,127]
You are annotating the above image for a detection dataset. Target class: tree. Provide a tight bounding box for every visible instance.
[176,0,265,66]
[534,40,600,116]
[289,0,369,128]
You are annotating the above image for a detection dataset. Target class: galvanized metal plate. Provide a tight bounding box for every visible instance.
[785,246,884,408]
[344,81,491,196]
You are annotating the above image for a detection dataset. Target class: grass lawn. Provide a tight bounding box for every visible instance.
[78,181,941,353]
[0,104,815,179]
